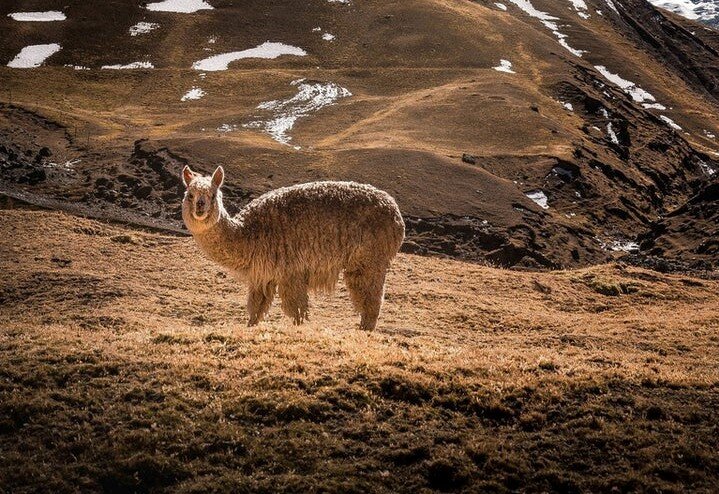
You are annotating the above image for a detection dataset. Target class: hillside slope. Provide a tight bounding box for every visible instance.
[1,0,719,269]
[1,208,718,492]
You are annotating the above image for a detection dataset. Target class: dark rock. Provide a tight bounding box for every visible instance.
[461,153,477,165]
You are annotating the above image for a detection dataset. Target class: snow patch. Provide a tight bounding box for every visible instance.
[217,124,238,133]
[609,240,639,252]
[525,190,549,209]
[703,129,716,139]
[646,0,718,22]
[495,2,508,10]
[506,0,585,56]
[7,44,62,68]
[568,0,590,18]
[130,22,159,36]
[562,101,574,111]
[244,79,352,146]
[698,159,716,177]
[8,11,66,21]
[659,115,682,130]
[146,0,213,13]
[493,59,515,73]
[594,65,656,103]
[192,41,307,71]
[607,123,620,144]
[642,102,666,110]
[604,0,620,13]
[322,33,336,41]
[64,64,90,70]
[181,87,206,101]
[101,61,154,69]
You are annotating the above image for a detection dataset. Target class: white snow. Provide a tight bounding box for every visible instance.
[217,124,238,132]
[146,0,213,13]
[506,0,585,56]
[594,65,656,104]
[568,0,590,18]
[609,240,639,252]
[703,129,716,139]
[607,123,620,144]
[101,61,154,69]
[192,41,307,71]
[129,22,159,36]
[181,87,206,101]
[562,101,574,111]
[495,3,508,10]
[244,79,352,146]
[7,44,62,68]
[526,190,549,209]
[8,11,66,21]
[698,159,716,177]
[646,0,718,22]
[322,32,336,41]
[642,102,667,110]
[659,115,682,130]
[64,64,90,70]
[604,0,620,13]
[493,59,515,73]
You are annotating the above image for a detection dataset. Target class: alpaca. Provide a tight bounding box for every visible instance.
[181,166,405,330]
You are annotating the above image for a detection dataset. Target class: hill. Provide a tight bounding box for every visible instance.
[1,0,719,269]
[1,207,718,492]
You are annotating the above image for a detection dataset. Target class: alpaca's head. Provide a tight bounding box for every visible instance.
[181,165,224,231]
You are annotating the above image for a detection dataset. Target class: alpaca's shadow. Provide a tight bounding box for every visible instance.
[375,326,421,338]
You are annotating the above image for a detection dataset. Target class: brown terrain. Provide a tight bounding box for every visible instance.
[1,208,719,492]
[2,0,719,492]
[1,0,719,269]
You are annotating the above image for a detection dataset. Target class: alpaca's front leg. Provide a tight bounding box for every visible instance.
[246,281,276,326]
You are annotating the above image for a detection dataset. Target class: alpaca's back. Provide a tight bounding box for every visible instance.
[238,181,404,291]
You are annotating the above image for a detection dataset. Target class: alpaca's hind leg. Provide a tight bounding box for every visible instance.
[278,275,309,325]
[247,281,276,326]
[345,268,387,331]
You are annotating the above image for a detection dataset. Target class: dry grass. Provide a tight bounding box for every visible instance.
[1,208,719,493]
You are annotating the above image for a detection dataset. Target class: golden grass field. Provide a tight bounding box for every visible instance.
[2,206,719,492]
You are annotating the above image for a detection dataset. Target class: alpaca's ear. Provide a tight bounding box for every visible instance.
[211,166,224,189]
[182,166,195,187]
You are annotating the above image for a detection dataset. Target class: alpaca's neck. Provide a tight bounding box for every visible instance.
[191,206,249,273]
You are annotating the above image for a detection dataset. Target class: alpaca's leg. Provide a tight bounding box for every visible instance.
[278,275,309,325]
[247,281,276,326]
[345,268,387,331]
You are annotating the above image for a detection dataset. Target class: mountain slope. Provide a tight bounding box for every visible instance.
[1,208,718,492]
[1,0,718,268]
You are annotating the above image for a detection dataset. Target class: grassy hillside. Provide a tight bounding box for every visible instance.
[1,207,718,492]
[2,0,719,269]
